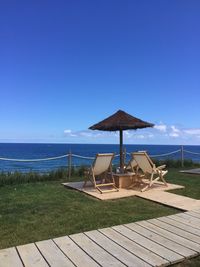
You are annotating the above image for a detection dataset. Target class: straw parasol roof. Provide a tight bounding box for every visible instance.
[89,110,154,131]
[89,110,154,170]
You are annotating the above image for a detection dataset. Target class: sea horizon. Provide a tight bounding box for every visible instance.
[0,143,200,173]
[0,142,200,146]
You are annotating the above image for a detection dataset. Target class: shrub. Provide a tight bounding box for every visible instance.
[0,166,88,187]
[0,160,199,187]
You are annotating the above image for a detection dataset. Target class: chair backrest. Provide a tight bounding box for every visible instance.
[133,151,153,174]
[92,153,114,176]
[125,154,138,172]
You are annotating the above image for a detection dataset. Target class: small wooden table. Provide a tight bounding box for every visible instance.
[113,173,135,188]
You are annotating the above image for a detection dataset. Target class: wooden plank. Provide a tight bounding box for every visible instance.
[191,209,200,214]
[54,236,99,267]
[169,214,200,229]
[99,227,168,266]
[17,243,48,267]
[126,222,191,259]
[186,211,200,219]
[137,220,200,254]
[0,247,23,267]
[181,213,200,222]
[159,216,200,237]
[36,239,75,267]
[117,224,178,263]
[136,191,200,211]
[113,224,180,264]
[85,230,151,267]
[175,213,200,229]
[148,218,200,244]
[70,233,125,267]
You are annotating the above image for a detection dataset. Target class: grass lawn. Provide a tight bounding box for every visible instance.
[166,168,200,199]
[0,167,200,266]
[0,181,179,249]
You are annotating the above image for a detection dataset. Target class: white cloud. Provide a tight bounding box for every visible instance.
[169,132,179,138]
[169,125,181,138]
[147,134,154,138]
[64,129,77,137]
[62,124,200,145]
[154,124,167,132]
[64,129,72,134]
[64,130,114,140]
[124,131,133,138]
[134,134,145,139]
[183,128,200,135]
[80,131,93,137]
[171,125,181,133]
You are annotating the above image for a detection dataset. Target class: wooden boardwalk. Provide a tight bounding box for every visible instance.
[136,190,200,211]
[180,168,200,175]
[1,209,200,267]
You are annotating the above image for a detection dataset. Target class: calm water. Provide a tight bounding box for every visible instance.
[0,143,200,173]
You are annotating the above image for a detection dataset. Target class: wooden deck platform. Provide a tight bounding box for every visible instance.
[1,209,200,267]
[63,180,184,200]
[63,181,200,211]
[180,168,200,175]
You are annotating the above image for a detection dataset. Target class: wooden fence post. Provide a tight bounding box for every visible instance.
[181,145,184,167]
[68,151,72,179]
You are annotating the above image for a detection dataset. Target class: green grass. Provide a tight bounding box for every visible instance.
[0,179,179,249]
[172,256,200,267]
[166,168,200,199]
[0,167,200,266]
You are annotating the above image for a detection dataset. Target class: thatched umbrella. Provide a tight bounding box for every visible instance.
[89,110,154,171]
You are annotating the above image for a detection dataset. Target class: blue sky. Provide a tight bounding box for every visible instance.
[0,0,200,144]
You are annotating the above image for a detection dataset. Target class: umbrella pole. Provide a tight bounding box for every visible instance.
[119,129,124,172]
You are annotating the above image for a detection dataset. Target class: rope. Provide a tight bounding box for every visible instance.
[0,153,121,162]
[150,149,181,157]
[0,154,69,162]
[1,148,198,163]
[126,150,181,158]
[72,153,120,160]
[71,154,94,160]
[183,149,200,155]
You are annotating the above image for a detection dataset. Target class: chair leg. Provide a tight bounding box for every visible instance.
[140,171,168,192]
[160,174,168,186]
[83,172,94,188]
[83,173,88,188]
[141,184,150,192]
[141,173,154,192]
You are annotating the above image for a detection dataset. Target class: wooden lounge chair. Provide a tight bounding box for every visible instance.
[124,154,138,174]
[133,151,168,192]
[124,153,145,187]
[83,153,118,193]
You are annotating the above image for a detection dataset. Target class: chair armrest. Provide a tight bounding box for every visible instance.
[157,165,166,170]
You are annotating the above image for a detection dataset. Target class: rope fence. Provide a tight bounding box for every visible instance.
[0,146,200,175]
[126,149,182,158]
[182,150,200,155]
[0,153,122,163]
[71,154,94,160]
[150,149,181,158]
[0,154,69,162]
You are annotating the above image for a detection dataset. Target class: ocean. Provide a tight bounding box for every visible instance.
[0,143,200,173]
